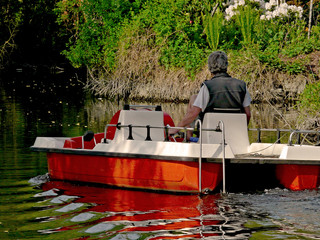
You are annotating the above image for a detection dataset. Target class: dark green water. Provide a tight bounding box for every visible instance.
[1,71,320,239]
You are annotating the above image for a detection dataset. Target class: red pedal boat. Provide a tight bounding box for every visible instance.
[31,105,320,193]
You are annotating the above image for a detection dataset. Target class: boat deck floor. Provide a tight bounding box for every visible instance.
[226,154,320,165]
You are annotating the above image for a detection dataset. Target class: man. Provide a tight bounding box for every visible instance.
[169,51,251,136]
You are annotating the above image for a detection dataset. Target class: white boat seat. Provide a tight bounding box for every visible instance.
[113,110,165,142]
[202,113,250,155]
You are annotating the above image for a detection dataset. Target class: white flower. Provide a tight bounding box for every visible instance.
[288,5,303,18]
[223,0,303,21]
[272,9,279,17]
[265,15,271,20]
[265,2,273,10]
[225,4,238,21]
[269,0,278,6]
[278,4,289,16]
[238,0,245,6]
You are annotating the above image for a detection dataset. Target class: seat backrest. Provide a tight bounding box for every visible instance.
[202,113,250,154]
[113,110,165,142]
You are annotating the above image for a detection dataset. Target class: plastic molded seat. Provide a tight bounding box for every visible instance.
[113,110,165,142]
[202,113,250,155]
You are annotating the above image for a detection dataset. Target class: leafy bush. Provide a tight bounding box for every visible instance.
[127,0,209,75]
[56,0,142,69]
[299,81,320,112]
[55,0,319,77]
[202,8,224,51]
[0,0,23,67]
[1,0,61,67]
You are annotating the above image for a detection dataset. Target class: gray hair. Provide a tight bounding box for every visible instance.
[208,51,228,74]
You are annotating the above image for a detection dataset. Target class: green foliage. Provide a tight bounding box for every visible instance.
[56,0,210,74]
[0,0,23,67]
[299,81,320,112]
[309,25,320,51]
[56,0,140,69]
[202,8,224,51]
[235,5,259,47]
[53,0,320,77]
[0,0,68,67]
[127,0,209,75]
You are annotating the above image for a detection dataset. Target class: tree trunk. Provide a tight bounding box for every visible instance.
[308,0,314,39]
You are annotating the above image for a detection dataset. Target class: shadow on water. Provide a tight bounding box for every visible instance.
[1,71,320,239]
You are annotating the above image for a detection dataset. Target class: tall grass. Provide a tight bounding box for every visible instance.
[202,9,224,50]
[235,5,258,46]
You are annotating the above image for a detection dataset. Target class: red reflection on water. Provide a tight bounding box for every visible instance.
[42,181,222,238]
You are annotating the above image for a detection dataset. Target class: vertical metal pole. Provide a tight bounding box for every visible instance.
[145,125,152,141]
[220,121,226,194]
[164,125,169,141]
[257,128,261,143]
[103,124,108,143]
[297,132,301,144]
[196,119,202,193]
[276,129,281,144]
[127,125,134,140]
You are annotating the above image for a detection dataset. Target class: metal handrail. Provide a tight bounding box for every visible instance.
[124,104,160,109]
[195,119,202,193]
[288,129,320,146]
[195,120,226,194]
[103,123,220,142]
[249,128,320,134]
[218,120,226,194]
[249,128,320,145]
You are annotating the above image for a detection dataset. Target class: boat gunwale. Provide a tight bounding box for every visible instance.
[30,146,320,165]
[30,146,203,162]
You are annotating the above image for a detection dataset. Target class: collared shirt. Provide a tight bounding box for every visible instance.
[193,84,252,112]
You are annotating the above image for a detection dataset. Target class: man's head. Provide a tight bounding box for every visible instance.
[208,51,228,74]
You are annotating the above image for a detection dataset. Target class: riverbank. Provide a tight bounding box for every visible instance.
[85,50,320,104]
[1,67,320,240]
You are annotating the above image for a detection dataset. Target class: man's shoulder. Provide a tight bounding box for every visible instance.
[204,75,246,85]
[232,77,246,84]
[226,75,247,86]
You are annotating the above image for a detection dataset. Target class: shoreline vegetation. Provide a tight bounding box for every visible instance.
[1,0,320,129]
[85,47,319,104]
[55,0,319,107]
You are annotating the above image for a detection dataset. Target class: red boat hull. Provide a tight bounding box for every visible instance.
[47,152,222,193]
[276,164,320,191]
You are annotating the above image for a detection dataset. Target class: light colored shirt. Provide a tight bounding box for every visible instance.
[193,84,251,111]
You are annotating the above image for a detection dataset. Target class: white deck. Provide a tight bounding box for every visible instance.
[31,110,320,164]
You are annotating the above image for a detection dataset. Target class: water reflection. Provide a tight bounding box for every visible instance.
[1,72,320,239]
[28,179,320,239]
[29,180,255,239]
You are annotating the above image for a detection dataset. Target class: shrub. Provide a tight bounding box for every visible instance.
[55,0,319,81]
[55,0,141,69]
[299,81,320,113]
[202,8,224,51]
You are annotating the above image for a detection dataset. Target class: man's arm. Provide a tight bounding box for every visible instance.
[168,106,201,135]
[244,106,251,124]
[169,86,208,135]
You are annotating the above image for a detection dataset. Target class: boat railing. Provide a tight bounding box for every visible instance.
[123,104,162,111]
[103,123,222,143]
[249,128,320,145]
